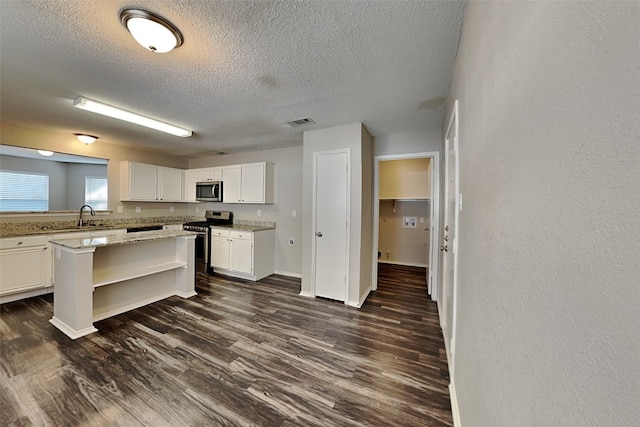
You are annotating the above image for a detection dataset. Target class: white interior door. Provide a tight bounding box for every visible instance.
[313,150,349,302]
[441,100,460,370]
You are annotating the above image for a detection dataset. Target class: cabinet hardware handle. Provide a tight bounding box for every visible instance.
[316,232,323,237]
[17,241,24,245]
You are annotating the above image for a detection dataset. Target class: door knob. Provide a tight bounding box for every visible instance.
[316,232,323,237]
[440,245,448,252]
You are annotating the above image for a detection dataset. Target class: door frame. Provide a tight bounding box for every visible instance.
[371,151,441,299]
[441,99,460,374]
[311,148,351,303]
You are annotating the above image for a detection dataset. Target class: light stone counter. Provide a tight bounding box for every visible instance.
[49,230,197,249]
[210,224,275,232]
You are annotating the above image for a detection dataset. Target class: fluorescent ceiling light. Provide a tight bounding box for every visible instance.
[73,96,192,138]
[37,150,54,157]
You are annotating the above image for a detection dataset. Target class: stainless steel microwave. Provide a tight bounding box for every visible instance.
[196,181,222,202]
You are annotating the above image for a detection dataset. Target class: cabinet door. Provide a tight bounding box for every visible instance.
[211,237,230,269]
[230,239,253,274]
[223,165,242,203]
[197,167,223,181]
[209,167,223,181]
[0,246,48,296]
[159,167,183,201]
[129,163,158,200]
[196,168,211,182]
[184,169,199,202]
[241,163,265,203]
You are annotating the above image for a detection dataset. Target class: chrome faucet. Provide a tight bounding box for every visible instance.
[78,204,95,226]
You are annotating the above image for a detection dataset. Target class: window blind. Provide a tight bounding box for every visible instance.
[0,170,49,212]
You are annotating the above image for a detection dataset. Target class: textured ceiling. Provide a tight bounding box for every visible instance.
[0,0,464,158]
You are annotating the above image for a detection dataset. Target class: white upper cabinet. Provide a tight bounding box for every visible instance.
[222,162,274,204]
[159,166,184,201]
[120,161,184,202]
[197,167,223,182]
[183,169,199,202]
[222,165,242,203]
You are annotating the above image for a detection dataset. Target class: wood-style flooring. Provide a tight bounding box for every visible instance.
[0,264,452,426]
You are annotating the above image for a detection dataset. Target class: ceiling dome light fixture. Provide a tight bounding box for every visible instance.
[75,134,98,145]
[120,9,184,53]
[37,150,54,157]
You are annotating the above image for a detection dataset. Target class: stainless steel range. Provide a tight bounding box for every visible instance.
[183,210,233,273]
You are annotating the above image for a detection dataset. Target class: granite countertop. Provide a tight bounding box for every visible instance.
[49,230,197,250]
[210,224,275,232]
[0,220,187,238]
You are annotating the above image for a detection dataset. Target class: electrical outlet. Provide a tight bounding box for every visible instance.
[292,210,297,217]
[135,206,141,213]
[195,207,200,213]
[257,209,262,216]
[117,205,123,214]
[170,206,174,213]
[288,238,295,246]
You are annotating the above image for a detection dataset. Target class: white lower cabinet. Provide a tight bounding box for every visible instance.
[0,235,51,303]
[210,227,275,281]
[0,229,127,304]
[229,231,253,274]
[211,229,231,269]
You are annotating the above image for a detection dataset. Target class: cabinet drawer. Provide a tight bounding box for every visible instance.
[211,229,230,238]
[230,231,253,241]
[0,236,48,250]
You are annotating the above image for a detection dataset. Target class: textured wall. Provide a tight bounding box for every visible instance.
[446,1,640,426]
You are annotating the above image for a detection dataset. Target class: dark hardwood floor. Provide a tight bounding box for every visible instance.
[0,264,452,426]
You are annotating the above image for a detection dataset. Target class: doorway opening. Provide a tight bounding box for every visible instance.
[372,152,440,300]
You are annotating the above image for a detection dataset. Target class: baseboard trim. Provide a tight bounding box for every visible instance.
[347,287,371,308]
[377,260,428,268]
[449,381,461,427]
[298,291,314,298]
[274,270,302,278]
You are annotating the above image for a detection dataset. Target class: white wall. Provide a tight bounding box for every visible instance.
[446,2,640,426]
[373,129,441,157]
[189,146,303,276]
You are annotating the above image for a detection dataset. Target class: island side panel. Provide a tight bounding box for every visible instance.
[175,235,197,298]
[49,245,98,339]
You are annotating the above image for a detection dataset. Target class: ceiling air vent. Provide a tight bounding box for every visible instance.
[286,117,315,127]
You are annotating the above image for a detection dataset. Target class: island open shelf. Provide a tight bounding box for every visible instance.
[49,230,196,339]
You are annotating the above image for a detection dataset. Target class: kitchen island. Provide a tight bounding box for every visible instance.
[49,230,197,339]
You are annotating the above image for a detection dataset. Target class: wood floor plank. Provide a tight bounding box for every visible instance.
[0,264,452,426]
